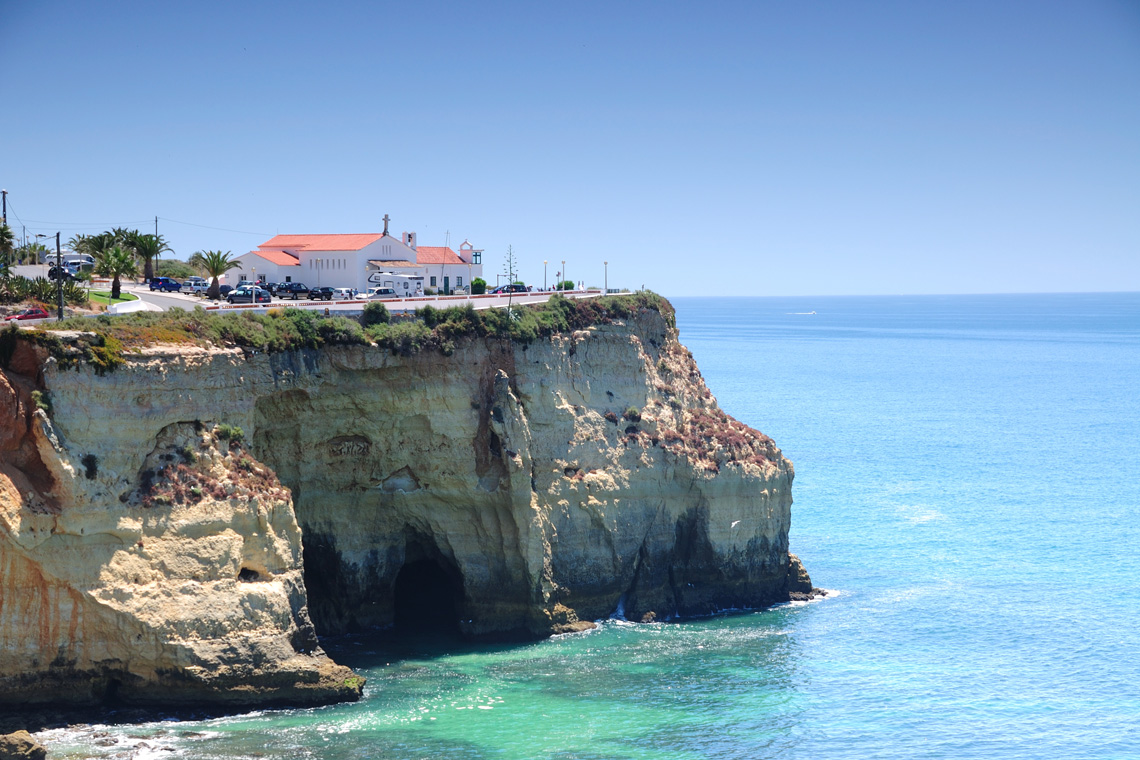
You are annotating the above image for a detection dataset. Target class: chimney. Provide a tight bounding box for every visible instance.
[402,231,417,250]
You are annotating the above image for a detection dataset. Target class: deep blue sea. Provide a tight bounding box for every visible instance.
[40,293,1140,759]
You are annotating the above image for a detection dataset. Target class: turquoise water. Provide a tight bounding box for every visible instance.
[39,293,1140,759]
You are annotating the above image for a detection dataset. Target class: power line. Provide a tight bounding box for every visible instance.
[19,218,153,227]
[158,217,270,237]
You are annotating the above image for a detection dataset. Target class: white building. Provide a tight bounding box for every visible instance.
[230,248,301,285]
[238,217,483,295]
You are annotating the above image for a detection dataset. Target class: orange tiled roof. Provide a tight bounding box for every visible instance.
[251,249,301,266]
[367,260,418,268]
[260,233,384,252]
[415,246,465,265]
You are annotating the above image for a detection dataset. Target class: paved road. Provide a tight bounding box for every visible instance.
[8,265,608,315]
[124,285,605,314]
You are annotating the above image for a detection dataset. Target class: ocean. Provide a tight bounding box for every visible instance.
[38,293,1140,759]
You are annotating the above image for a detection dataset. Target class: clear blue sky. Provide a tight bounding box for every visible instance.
[3,0,1138,296]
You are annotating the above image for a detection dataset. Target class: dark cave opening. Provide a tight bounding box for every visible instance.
[393,558,464,635]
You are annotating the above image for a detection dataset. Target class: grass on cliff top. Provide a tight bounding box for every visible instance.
[3,292,673,369]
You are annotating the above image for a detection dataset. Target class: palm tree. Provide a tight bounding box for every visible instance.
[125,231,172,282]
[71,231,118,260]
[0,224,14,277]
[190,250,242,299]
[95,245,140,300]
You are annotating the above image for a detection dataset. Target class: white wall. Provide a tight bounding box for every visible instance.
[230,252,301,285]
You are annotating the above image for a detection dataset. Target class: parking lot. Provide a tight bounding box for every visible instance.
[122,282,604,314]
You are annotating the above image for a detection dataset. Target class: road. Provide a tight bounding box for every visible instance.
[123,286,604,314]
[8,265,607,315]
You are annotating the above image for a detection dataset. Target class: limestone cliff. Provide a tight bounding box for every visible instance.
[0,337,362,708]
[0,300,812,707]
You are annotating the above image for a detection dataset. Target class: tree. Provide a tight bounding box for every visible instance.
[126,232,172,282]
[94,245,140,300]
[502,245,518,316]
[0,224,14,277]
[189,250,242,299]
[155,259,197,279]
[71,231,118,260]
[471,277,487,295]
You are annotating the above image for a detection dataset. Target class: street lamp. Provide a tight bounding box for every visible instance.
[543,260,547,291]
[315,258,322,287]
[35,232,63,320]
[561,260,566,291]
[604,261,608,294]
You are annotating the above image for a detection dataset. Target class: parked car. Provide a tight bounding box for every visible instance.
[491,283,529,294]
[5,307,50,321]
[227,286,272,304]
[308,286,335,301]
[217,285,234,298]
[149,277,182,292]
[264,282,281,296]
[181,276,209,295]
[276,282,311,300]
[47,266,77,281]
[367,287,398,299]
[331,287,355,300]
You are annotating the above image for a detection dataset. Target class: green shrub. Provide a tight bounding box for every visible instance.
[471,278,487,295]
[364,320,432,356]
[26,291,675,365]
[30,390,52,413]
[156,259,198,279]
[361,301,390,327]
[623,406,641,422]
[215,423,244,443]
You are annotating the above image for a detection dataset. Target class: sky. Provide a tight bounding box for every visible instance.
[2,0,1138,296]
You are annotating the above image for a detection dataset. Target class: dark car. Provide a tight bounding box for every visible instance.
[491,283,528,294]
[5,307,50,321]
[276,282,310,300]
[217,285,234,298]
[149,277,182,292]
[227,287,272,304]
[48,266,77,281]
[264,282,281,296]
[308,286,335,301]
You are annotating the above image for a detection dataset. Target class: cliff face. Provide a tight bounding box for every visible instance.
[0,338,361,708]
[0,304,811,706]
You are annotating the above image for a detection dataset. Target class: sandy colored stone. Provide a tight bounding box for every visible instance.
[0,305,810,706]
[0,731,46,760]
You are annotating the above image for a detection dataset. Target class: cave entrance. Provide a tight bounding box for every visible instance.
[393,553,465,636]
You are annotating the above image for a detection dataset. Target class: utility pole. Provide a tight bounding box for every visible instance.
[55,232,63,320]
[2,189,7,223]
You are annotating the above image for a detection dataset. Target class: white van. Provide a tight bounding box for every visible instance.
[367,272,422,297]
[61,253,95,268]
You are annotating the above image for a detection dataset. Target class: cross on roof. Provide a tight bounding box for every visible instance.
[382,214,390,236]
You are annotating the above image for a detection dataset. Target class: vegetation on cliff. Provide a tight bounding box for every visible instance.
[3,292,673,369]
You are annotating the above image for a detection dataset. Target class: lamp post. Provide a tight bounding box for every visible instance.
[251,266,256,287]
[543,260,547,290]
[36,232,63,320]
[315,258,322,287]
[561,260,566,291]
[604,261,608,294]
